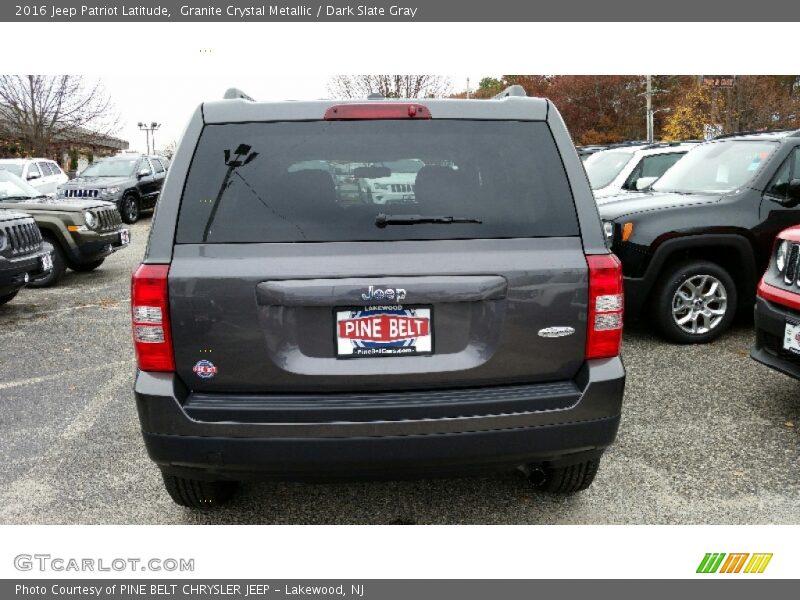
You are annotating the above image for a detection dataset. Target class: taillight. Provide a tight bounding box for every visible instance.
[324,103,431,120]
[131,264,174,372]
[586,254,624,360]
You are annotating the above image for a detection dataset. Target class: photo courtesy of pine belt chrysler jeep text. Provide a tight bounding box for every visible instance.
[131,86,626,508]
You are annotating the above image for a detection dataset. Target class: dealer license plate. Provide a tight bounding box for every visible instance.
[783,321,800,354]
[335,305,433,358]
[40,252,53,272]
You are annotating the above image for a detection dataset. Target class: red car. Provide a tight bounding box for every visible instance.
[752,225,800,378]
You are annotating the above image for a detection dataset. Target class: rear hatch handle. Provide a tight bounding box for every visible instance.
[256,276,508,307]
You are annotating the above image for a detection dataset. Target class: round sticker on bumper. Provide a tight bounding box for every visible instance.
[193,359,217,379]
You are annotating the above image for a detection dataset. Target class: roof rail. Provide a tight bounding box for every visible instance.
[713,128,794,140]
[640,141,699,150]
[493,85,527,99]
[223,87,254,101]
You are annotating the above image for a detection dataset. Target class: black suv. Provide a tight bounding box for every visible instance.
[132,87,626,508]
[58,154,168,224]
[0,210,52,304]
[600,130,800,343]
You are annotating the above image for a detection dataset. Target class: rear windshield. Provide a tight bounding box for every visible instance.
[176,120,578,243]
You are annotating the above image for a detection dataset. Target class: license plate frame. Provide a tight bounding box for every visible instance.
[783,320,800,354]
[334,305,434,359]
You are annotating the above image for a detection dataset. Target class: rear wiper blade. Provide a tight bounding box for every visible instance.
[375,213,482,228]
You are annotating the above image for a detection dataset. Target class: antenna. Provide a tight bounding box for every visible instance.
[223,87,254,101]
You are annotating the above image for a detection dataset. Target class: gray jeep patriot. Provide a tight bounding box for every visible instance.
[132,86,626,508]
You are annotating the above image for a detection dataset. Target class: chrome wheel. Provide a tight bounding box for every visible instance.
[671,274,728,335]
[122,196,139,224]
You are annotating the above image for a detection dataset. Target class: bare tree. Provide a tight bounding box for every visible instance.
[328,75,452,99]
[0,75,119,156]
[159,139,178,160]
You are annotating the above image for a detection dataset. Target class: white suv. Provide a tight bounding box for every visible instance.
[584,142,698,201]
[0,158,69,197]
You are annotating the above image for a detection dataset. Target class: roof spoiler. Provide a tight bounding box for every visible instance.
[223,87,254,101]
[493,85,527,99]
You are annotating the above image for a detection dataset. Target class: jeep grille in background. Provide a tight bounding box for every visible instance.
[785,243,800,284]
[390,184,414,193]
[64,189,100,198]
[96,207,122,232]
[1,219,42,256]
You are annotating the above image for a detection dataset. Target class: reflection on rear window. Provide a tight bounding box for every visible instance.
[176,120,578,243]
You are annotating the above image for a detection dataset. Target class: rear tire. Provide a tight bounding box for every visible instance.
[529,458,601,494]
[652,260,737,344]
[70,258,105,272]
[27,239,66,288]
[120,194,140,224]
[0,290,19,305]
[161,473,238,509]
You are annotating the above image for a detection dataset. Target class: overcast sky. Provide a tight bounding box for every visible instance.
[101,74,481,154]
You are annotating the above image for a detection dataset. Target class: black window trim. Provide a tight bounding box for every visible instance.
[764,146,799,200]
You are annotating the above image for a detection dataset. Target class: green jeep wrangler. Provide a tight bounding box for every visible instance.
[0,169,129,287]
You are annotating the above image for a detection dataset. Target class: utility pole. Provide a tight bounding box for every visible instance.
[466,77,470,99]
[137,121,161,154]
[646,75,653,143]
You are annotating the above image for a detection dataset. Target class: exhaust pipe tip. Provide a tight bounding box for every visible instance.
[528,466,547,486]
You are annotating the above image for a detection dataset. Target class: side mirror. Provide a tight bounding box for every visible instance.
[27,171,41,181]
[787,179,800,204]
[137,169,150,179]
[635,176,658,191]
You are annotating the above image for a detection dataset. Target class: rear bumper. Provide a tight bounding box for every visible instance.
[751,295,800,380]
[135,358,625,480]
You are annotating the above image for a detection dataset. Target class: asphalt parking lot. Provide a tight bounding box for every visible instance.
[0,219,798,524]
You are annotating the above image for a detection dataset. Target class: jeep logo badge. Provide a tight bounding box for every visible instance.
[362,285,407,302]
[538,326,575,338]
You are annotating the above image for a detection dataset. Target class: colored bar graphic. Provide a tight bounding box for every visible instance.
[744,553,773,574]
[720,553,749,573]
[732,553,749,573]
[697,553,726,573]
[698,552,772,574]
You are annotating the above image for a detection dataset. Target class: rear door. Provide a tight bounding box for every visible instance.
[136,158,158,202]
[150,158,167,196]
[24,162,44,193]
[169,118,589,394]
[36,161,56,195]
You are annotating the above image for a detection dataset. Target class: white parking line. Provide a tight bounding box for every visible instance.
[0,360,128,390]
